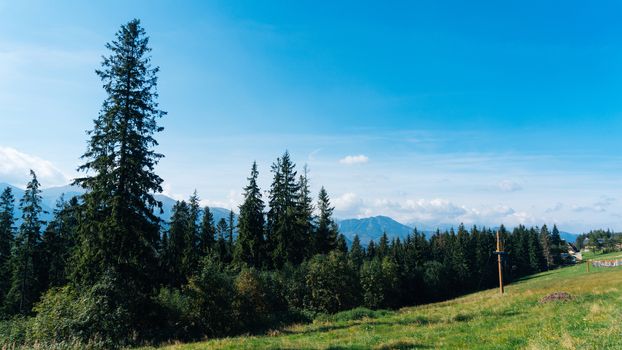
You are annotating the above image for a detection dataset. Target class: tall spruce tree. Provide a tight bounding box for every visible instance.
[187,191,201,263]
[0,187,15,311]
[7,170,45,314]
[216,218,229,262]
[234,162,265,267]
[227,209,235,249]
[199,206,216,257]
[550,224,563,266]
[297,165,314,258]
[539,224,553,269]
[315,186,338,255]
[266,151,304,267]
[199,206,216,255]
[348,235,364,269]
[71,19,165,326]
[40,196,72,289]
[165,200,192,286]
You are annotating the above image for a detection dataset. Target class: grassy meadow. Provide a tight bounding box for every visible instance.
[142,252,622,350]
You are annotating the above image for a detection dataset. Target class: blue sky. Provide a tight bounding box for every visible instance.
[0,0,621,232]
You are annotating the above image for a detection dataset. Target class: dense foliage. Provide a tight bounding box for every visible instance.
[0,18,600,349]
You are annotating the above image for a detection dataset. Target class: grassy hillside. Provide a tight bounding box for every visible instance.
[144,253,622,350]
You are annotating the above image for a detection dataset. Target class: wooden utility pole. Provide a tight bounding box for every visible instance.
[495,230,504,294]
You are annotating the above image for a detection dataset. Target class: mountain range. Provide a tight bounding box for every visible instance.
[0,183,579,244]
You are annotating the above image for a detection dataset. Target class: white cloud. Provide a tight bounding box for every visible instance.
[0,146,68,187]
[332,192,538,229]
[497,179,522,192]
[333,192,364,215]
[572,196,616,213]
[545,202,564,213]
[202,189,242,211]
[339,154,369,165]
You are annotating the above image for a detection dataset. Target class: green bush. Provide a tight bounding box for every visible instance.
[184,255,235,337]
[153,287,200,341]
[27,273,132,349]
[0,315,31,347]
[360,257,400,310]
[305,251,359,313]
[277,262,309,310]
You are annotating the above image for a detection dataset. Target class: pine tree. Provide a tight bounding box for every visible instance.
[40,196,74,289]
[187,191,201,264]
[0,187,15,311]
[199,206,216,255]
[7,170,45,314]
[550,224,562,266]
[228,210,235,249]
[166,200,192,286]
[348,235,365,269]
[377,232,389,258]
[314,186,338,255]
[526,227,541,274]
[539,225,553,270]
[266,151,303,267]
[234,162,265,268]
[216,218,229,262]
[336,234,348,254]
[367,240,377,259]
[71,19,166,327]
[297,165,314,258]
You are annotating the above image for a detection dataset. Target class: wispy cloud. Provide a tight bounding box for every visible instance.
[332,192,538,228]
[339,154,369,165]
[0,146,69,187]
[497,179,523,192]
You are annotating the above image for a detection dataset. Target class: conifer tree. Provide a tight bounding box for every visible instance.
[71,19,166,328]
[199,206,216,255]
[366,240,377,259]
[539,225,553,269]
[377,232,390,258]
[336,234,348,254]
[266,151,303,267]
[314,186,339,255]
[228,209,235,249]
[40,196,74,289]
[216,218,229,262]
[7,170,45,314]
[550,224,563,266]
[0,187,15,311]
[234,162,265,268]
[166,200,192,286]
[297,166,314,258]
[348,235,365,269]
[187,191,201,262]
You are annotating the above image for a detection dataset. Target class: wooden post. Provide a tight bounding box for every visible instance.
[587,259,590,272]
[496,230,504,294]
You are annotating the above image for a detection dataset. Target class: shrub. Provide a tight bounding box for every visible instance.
[360,257,400,309]
[28,272,132,349]
[0,315,31,348]
[153,287,200,341]
[305,251,359,313]
[184,255,235,337]
[277,262,308,310]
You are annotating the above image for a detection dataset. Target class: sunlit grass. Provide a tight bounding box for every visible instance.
[139,259,622,350]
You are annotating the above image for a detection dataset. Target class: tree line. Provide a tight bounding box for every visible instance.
[575,229,622,253]
[0,19,570,348]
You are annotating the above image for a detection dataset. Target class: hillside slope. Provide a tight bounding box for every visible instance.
[145,253,622,349]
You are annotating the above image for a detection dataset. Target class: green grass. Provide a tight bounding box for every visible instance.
[140,256,622,350]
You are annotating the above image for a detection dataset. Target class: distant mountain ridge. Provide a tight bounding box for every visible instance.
[0,182,579,243]
[337,215,417,245]
[0,183,236,227]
